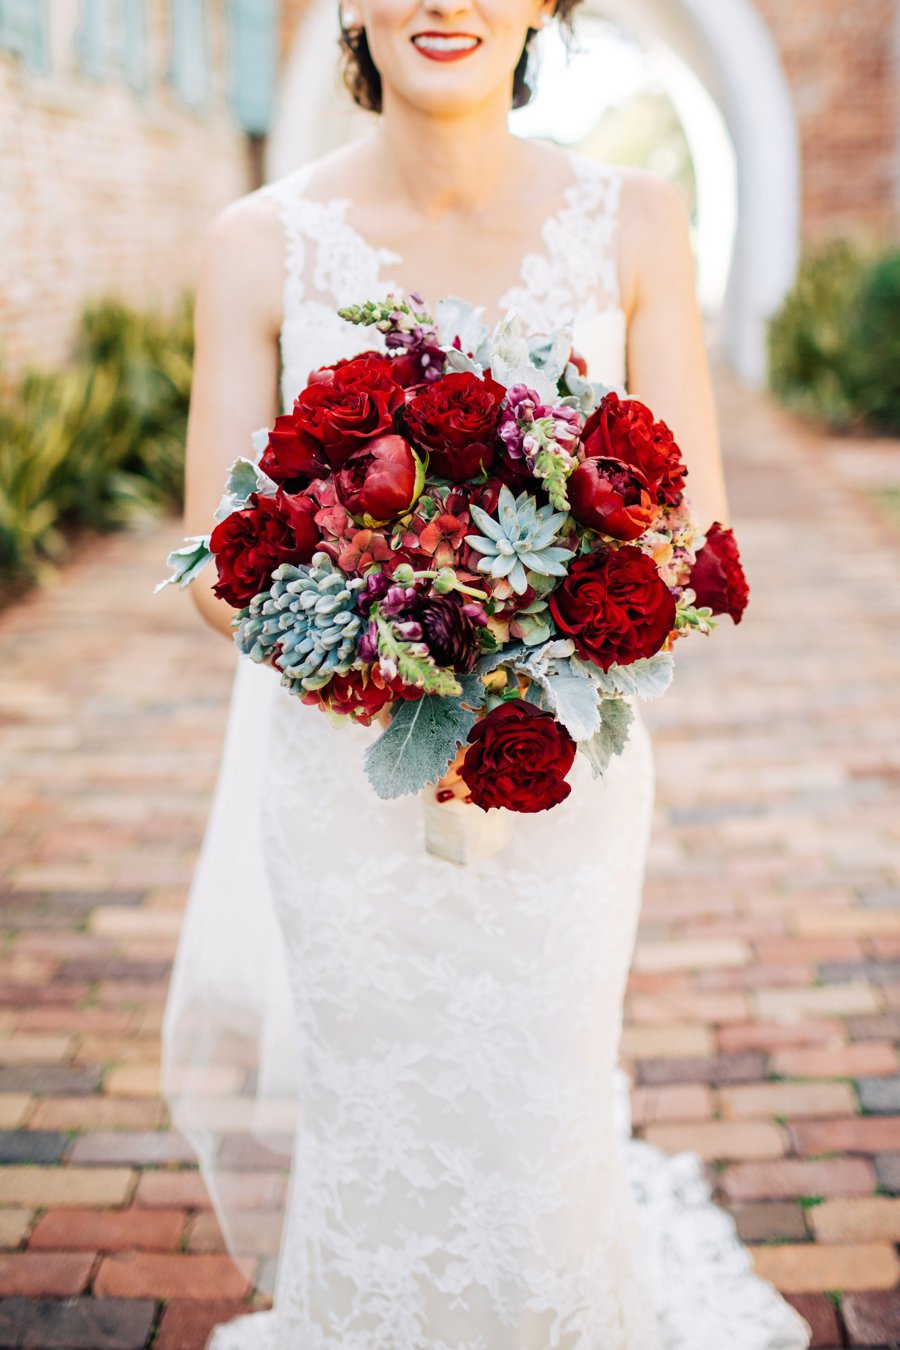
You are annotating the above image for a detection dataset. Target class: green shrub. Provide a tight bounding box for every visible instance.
[0,293,193,583]
[851,252,900,431]
[768,240,900,434]
[767,240,868,429]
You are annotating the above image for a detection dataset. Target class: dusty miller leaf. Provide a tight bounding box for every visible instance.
[578,699,634,778]
[154,536,213,593]
[364,693,478,799]
[585,652,675,701]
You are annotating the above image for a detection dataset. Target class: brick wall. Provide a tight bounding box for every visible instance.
[0,2,252,386]
[754,0,900,245]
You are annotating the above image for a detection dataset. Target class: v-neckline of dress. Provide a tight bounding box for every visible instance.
[287,145,622,335]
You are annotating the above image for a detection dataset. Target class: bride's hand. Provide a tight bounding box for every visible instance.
[375,705,471,804]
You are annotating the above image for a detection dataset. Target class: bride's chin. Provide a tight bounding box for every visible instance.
[381,70,505,117]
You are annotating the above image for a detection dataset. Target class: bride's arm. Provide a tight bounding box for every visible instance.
[182,195,286,641]
[619,172,731,529]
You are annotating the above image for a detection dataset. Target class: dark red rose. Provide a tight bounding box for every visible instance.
[209,488,320,608]
[581,393,687,507]
[548,546,676,671]
[334,434,424,524]
[689,522,749,623]
[568,457,659,541]
[258,411,328,485]
[404,371,506,481]
[460,700,576,813]
[306,348,385,384]
[264,354,405,481]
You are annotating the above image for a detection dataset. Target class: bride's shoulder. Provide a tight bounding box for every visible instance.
[614,165,694,317]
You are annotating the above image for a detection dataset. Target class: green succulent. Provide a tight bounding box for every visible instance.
[233,552,364,694]
[465,484,573,595]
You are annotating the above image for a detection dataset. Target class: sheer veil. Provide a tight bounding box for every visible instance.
[161,654,301,1292]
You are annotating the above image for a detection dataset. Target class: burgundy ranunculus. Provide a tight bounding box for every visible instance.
[568,457,659,541]
[581,393,688,508]
[689,522,749,623]
[300,668,394,725]
[334,434,424,524]
[414,593,483,672]
[404,371,506,481]
[548,546,676,671]
[262,354,405,482]
[209,488,320,608]
[460,700,576,813]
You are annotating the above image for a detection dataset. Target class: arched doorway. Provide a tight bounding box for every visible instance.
[267,0,799,385]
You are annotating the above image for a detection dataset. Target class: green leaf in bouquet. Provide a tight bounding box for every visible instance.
[578,699,635,778]
[364,692,479,799]
[526,324,574,387]
[436,297,491,368]
[585,651,675,701]
[488,313,558,403]
[213,456,278,523]
[154,535,213,593]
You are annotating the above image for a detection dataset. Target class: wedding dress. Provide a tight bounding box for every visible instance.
[161,147,812,1350]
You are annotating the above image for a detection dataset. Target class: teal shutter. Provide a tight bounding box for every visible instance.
[227,0,277,135]
[170,0,208,109]
[74,0,105,78]
[122,0,147,92]
[0,0,50,73]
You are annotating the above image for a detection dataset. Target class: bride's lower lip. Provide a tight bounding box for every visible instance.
[410,40,481,62]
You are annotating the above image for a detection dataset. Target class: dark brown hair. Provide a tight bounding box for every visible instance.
[337,0,583,113]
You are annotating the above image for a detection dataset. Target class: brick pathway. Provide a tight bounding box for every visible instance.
[1,373,899,1348]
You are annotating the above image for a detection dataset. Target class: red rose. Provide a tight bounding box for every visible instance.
[568,457,659,541]
[404,371,506,481]
[334,434,424,524]
[548,546,676,671]
[209,488,320,608]
[582,393,687,507]
[460,700,576,813]
[689,522,749,623]
[262,354,405,482]
[306,348,385,384]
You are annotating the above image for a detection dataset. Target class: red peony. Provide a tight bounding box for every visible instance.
[334,434,424,524]
[689,522,749,623]
[568,457,659,541]
[581,393,687,507]
[209,488,320,608]
[261,353,405,483]
[404,371,506,481]
[548,546,676,671]
[460,700,577,813]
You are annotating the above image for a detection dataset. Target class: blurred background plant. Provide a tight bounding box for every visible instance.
[768,240,900,435]
[0,295,193,590]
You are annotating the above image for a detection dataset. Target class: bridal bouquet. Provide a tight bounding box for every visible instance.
[158,291,748,817]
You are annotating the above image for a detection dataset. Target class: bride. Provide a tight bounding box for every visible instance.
[162,0,813,1345]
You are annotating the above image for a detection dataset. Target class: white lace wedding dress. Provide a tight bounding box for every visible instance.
[162,147,812,1350]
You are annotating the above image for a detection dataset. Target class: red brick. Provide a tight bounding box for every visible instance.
[843,1289,900,1346]
[94,1253,252,1300]
[134,1171,212,1210]
[29,1207,186,1253]
[772,1042,898,1079]
[0,1251,94,1296]
[791,1117,900,1156]
[783,1292,841,1348]
[155,1299,256,1350]
[723,1157,875,1201]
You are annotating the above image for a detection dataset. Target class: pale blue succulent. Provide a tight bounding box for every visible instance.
[465,485,573,596]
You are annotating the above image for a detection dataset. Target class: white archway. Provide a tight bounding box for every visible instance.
[267,0,799,385]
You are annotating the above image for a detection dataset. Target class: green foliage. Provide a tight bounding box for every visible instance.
[0,293,194,585]
[851,252,900,431]
[364,691,479,799]
[768,239,900,434]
